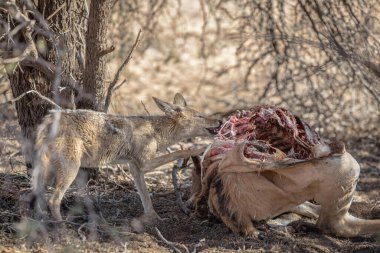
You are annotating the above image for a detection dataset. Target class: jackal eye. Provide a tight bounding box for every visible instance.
[196,114,204,118]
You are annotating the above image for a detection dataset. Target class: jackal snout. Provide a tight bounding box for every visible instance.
[153,93,221,137]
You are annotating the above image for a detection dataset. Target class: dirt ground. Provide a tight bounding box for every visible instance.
[0,104,380,253]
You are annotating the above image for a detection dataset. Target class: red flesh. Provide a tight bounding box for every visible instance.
[212,106,322,160]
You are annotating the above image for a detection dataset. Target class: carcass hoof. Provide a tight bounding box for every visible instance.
[243,226,261,237]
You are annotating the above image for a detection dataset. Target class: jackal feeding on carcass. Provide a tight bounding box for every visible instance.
[31,93,220,228]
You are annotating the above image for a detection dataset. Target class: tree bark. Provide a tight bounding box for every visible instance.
[78,0,114,111]
[8,0,114,180]
[75,0,114,179]
[9,0,86,164]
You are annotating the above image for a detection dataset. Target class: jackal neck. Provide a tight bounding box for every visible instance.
[150,116,184,150]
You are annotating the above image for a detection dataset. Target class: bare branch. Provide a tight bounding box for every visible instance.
[104,29,142,112]
[143,147,207,173]
[0,90,61,109]
[46,3,66,21]
[140,100,150,115]
[97,45,116,58]
[155,227,189,253]
[112,148,207,172]
[112,79,126,92]
[0,3,37,64]
[172,159,191,215]
[21,57,81,93]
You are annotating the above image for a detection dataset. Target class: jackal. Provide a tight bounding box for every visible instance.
[31,93,221,227]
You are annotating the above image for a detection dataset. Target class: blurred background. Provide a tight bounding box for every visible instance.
[105,0,380,141]
[1,0,380,140]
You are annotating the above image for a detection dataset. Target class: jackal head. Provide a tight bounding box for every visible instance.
[153,93,221,138]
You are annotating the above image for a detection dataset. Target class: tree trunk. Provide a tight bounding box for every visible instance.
[8,0,113,174]
[9,0,86,165]
[78,0,113,111]
[76,0,114,179]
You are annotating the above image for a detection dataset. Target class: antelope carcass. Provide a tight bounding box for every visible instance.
[189,106,380,237]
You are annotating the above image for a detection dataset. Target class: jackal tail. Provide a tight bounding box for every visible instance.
[30,113,58,210]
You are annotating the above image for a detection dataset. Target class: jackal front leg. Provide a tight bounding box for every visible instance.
[129,162,161,230]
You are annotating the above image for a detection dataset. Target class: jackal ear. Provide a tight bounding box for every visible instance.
[173,93,187,107]
[153,97,181,116]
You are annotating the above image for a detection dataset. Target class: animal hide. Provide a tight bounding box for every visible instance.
[189,106,380,237]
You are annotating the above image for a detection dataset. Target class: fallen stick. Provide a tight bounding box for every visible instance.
[155,227,189,253]
[172,159,191,215]
[143,147,207,173]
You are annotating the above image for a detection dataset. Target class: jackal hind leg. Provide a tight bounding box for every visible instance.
[48,155,81,223]
[129,162,161,230]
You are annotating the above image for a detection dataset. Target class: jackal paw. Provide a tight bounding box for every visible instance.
[131,211,162,233]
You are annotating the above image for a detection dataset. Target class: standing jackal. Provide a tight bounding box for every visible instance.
[32,93,220,227]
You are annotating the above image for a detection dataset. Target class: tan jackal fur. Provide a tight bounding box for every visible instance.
[32,93,220,226]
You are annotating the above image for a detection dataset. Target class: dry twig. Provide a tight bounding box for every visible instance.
[97,45,116,58]
[172,159,191,215]
[104,29,142,112]
[0,90,61,109]
[0,2,38,64]
[143,147,206,172]
[155,227,189,253]
[140,100,150,115]
[1,0,82,95]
